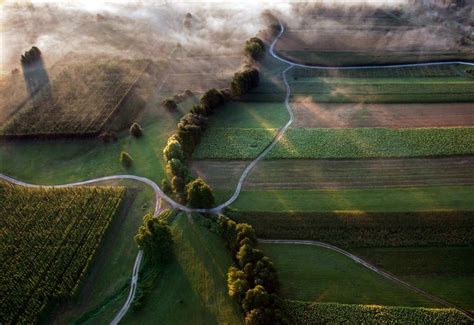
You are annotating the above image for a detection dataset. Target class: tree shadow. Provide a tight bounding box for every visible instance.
[21,46,52,106]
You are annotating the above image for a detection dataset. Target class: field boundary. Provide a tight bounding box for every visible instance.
[259,239,474,319]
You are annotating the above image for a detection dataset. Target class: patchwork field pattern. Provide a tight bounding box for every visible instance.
[0,182,125,324]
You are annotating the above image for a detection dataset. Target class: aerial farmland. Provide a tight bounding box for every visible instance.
[0,0,473,324]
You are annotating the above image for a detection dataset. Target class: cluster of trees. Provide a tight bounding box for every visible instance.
[245,37,266,61]
[134,213,173,265]
[231,67,260,97]
[218,216,286,324]
[20,46,42,66]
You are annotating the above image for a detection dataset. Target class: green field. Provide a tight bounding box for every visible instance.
[0,182,125,324]
[219,186,474,212]
[122,213,242,324]
[194,127,474,160]
[284,300,471,324]
[352,247,474,312]
[260,243,435,307]
[50,181,155,324]
[232,211,474,247]
[0,96,193,185]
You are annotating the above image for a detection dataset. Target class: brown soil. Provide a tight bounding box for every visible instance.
[191,157,474,190]
[292,98,474,128]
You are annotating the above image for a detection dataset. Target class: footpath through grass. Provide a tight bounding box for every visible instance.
[194,127,474,160]
[122,213,242,324]
[260,243,435,307]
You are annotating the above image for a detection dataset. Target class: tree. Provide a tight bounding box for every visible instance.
[171,175,185,193]
[231,67,260,97]
[245,37,265,61]
[120,151,133,168]
[134,214,173,265]
[129,122,143,137]
[236,244,264,268]
[161,179,172,194]
[244,308,273,325]
[227,266,250,301]
[186,178,215,208]
[200,88,225,115]
[241,285,270,313]
[163,136,184,162]
[236,223,257,247]
[166,158,189,179]
[252,257,279,293]
[162,98,177,110]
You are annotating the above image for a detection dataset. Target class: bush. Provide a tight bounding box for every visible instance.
[130,122,143,137]
[186,178,215,209]
[120,151,133,168]
[134,214,173,265]
[245,37,265,61]
[162,98,177,110]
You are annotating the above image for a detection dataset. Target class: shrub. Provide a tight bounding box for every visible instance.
[245,37,265,61]
[186,178,215,209]
[120,151,133,168]
[162,98,177,110]
[134,214,173,265]
[129,122,143,137]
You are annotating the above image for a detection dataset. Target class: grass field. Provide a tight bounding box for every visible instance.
[49,181,155,324]
[232,211,474,247]
[0,182,125,324]
[351,247,474,312]
[284,300,471,324]
[122,213,242,324]
[193,127,474,160]
[260,243,435,307]
[218,186,474,212]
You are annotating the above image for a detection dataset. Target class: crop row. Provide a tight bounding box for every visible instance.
[0,182,125,324]
[193,127,474,160]
[284,300,471,324]
[291,64,466,79]
[231,211,474,248]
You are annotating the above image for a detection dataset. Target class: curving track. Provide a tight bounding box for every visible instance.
[2,20,474,323]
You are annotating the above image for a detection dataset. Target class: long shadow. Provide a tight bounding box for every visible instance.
[21,46,52,107]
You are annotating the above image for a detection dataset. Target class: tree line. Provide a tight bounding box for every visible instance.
[218,216,286,324]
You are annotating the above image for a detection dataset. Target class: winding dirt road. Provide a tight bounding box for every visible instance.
[2,20,474,323]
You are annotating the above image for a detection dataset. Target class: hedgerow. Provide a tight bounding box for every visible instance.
[0,182,125,324]
[284,300,472,324]
[231,211,474,248]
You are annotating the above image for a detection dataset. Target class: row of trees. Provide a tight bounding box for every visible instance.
[218,216,286,324]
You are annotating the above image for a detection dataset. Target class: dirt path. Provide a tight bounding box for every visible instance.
[259,239,474,319]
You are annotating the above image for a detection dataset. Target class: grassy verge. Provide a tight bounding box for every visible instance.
[194,127,474,160]
[231,211,474,247]
[260,243,435,307]
[121,213,242,324]
[352,247,474,311]
[284,300,471,324]
[218,186,474,212]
